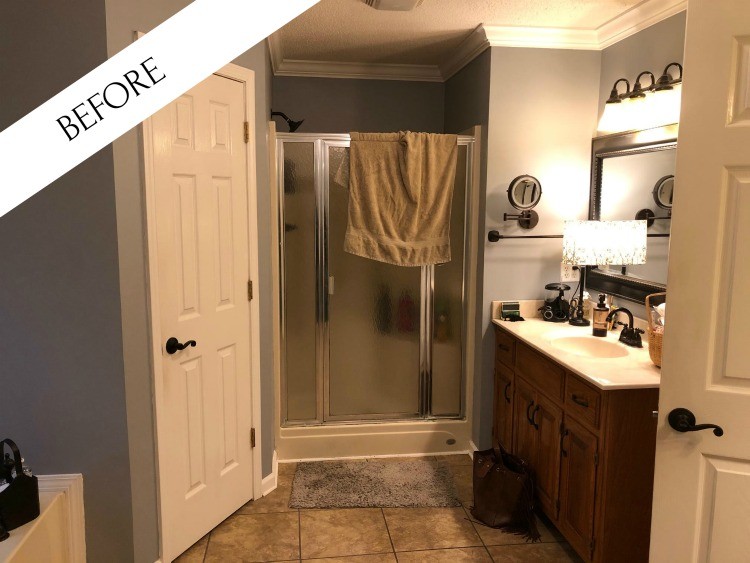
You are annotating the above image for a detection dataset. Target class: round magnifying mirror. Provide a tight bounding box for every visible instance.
[653,175,675,209]
[508,175,542,210]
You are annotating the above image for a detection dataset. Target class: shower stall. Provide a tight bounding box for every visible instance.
[274,133,477,458]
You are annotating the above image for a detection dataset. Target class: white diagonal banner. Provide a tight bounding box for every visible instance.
[0,0,318,218]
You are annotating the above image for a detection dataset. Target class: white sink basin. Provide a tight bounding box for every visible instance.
[549,336,629,358]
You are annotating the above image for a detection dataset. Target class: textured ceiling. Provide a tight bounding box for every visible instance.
[280,0,642,66]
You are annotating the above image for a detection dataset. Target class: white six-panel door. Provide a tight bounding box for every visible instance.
[650,1,750,561]
[145,69,257,561]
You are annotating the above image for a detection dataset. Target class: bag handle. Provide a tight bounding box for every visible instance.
[1,439,23,476]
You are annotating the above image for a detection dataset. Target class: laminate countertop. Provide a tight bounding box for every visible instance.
[492,317,661,390]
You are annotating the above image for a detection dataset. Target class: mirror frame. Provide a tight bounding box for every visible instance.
[587,124,678,303]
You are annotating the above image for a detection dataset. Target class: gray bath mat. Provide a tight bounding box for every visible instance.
[289,460,461,508]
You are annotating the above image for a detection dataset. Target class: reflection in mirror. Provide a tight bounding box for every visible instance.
[599,147,674,285]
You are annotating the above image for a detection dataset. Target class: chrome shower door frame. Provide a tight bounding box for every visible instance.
[277,133,474,426]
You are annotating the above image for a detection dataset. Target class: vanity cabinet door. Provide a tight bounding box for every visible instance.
[512,377,537,465]
[493,363,514,449]
[533,394,562,520]
[559,416,598,561]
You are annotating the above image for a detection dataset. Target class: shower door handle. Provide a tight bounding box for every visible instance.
[328,275,335,295]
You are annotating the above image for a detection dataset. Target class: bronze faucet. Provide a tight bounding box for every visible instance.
[605,307,644,348]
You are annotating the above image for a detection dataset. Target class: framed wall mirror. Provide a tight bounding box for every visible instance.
[587,124,678,302]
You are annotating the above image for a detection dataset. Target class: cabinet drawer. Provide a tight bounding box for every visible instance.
[565,375,601,429]
[495,328,516,368]
[516,343,564,402]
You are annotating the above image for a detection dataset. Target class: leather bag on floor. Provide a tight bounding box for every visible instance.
[471,443,540,541]
[0,439,40,541]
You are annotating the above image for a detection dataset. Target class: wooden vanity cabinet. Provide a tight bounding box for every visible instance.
[493,324,659,563]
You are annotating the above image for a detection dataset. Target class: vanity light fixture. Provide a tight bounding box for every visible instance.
[599,79,633,133]
[598,63,683,133]
[654,62,683,91]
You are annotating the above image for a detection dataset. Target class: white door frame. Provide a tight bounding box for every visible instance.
[140,61,263,559]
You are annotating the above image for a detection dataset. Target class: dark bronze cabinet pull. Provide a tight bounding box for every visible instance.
[504,382,512,403]
[526,401,535,425]
[531,405,540,430]
[498,343,511,352]
[668,408,724,437]
[572,394,589,408]
[561,428,570,456]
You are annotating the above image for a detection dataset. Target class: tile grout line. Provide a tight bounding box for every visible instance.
[297,509,303,561]
[380,508,398,561]
[202,531,211,563]
[461,504,496,561]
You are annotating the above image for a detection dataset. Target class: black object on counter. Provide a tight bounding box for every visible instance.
[0,439,40,541]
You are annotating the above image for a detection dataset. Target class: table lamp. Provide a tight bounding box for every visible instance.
[562,220,647,326]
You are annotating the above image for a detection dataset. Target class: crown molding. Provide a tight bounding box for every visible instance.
[273,58,443,82]
[269,0,687,83]
[597,0,687,49]
[439,25,493,81]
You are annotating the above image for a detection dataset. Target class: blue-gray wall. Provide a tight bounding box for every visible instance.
[443,51,492,449]
[272,76,445,133]
[0,1,134,560]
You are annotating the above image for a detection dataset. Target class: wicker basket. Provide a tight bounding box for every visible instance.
[645,292,666,368]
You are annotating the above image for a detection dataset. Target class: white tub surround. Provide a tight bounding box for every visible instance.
[491,317,660,390]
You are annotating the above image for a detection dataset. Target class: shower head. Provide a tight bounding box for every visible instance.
[272,111,305,133]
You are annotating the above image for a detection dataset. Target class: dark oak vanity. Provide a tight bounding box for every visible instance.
[493,322,659,563]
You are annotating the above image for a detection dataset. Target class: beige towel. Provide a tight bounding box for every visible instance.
[341,131,458,266]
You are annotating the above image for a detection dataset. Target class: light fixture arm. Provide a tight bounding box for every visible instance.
[606,78,631,104]
[654,62,683,91]
[630,71,656,98]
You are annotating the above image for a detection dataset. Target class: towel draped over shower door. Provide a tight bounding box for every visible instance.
[340,131,458,266]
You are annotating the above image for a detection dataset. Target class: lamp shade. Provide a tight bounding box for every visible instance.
[562,220,647,266]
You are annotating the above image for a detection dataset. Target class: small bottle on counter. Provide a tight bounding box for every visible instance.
[592,294,610,337]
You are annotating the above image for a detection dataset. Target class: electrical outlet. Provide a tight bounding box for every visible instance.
[561,262,579,283]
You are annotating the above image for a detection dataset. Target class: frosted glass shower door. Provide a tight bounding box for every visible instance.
[281,141,319,422]
[431,145,468,417]
[326,145,421,419]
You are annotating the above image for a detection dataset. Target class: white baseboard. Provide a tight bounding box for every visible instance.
[37,474,86,563]
[279,449,474,463]
[261,450,278,497]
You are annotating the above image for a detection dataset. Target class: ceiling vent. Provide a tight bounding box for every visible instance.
[364,0,425,11]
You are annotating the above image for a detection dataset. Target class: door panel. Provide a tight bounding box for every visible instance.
[559,417,597,560]
[432,144,468,416]
[534,395,563,519]
[512,378,537,465]
[281,141,318,422]
[650,1,750,559]
[151,73,254,560]
[326,145,421,419]
[494,363,514,449]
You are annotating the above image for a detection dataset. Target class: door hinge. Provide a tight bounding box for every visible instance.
[250,428,256,448]
[248,280,253,301]
[590,538,596,556]
[594,452,599,467]
[243,121,250,143]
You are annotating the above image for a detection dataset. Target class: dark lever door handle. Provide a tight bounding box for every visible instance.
[166,337,197,355]
[668,408,724,437]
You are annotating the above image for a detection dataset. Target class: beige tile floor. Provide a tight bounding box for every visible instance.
[175,455,582,563]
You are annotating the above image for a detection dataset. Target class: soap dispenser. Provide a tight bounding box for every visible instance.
[592,294,610,337]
